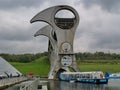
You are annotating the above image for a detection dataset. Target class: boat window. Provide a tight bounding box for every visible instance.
[75,74,79,78]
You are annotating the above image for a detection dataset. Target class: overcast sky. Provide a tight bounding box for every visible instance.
[0,0,120,54]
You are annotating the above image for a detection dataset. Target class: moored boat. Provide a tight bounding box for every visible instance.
[105,72,120,79]
[60,71,108,84]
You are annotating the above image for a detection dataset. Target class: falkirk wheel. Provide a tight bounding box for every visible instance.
[30,5,80,79]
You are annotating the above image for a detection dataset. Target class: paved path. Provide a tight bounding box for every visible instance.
[0,76,28,89]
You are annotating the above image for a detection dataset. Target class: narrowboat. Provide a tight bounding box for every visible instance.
[59,71,108,84]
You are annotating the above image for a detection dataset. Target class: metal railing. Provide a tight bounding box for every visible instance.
[20,78,39,90]
[0,76,28,89]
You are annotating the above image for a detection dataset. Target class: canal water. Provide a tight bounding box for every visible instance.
[5,79,120,90]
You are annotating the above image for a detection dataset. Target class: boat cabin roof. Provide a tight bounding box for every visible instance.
[61,71,103,75]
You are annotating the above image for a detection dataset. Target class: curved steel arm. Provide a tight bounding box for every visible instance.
[30,5,79,29]
[34,25,57,49]
[34,25,52,38]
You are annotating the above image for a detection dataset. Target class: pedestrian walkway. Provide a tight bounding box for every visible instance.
[0,76,28,89]
[20,78,48,90]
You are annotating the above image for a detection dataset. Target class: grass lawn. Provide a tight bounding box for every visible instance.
[10,58,120,76]
[10,56,50,77]
[79,63,120,73]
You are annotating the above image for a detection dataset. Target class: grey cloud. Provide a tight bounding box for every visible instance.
[0,23,48,42]
[0,7,46,42]
[0,0,45,10]
[0,0,71,10]
[90,32,120,50]
[0,37,48,54]
[0,0,120,54]
[0,29,32,41]
[80,0,120,13]
[74,4,120,53]
[0,3,51,54]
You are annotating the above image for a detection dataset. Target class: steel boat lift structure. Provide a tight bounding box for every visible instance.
[30,5,80,79]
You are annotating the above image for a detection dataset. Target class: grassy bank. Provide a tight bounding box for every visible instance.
[79,63,120,73]
[78,60,120,73]
[10,56,50,77]
[10,57,120,77]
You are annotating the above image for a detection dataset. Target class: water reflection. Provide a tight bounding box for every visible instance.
[49,80,105,90]
[49,80,60,90]
[4,79,120,90]
[60,81,106,90]
[4,81,33,90]
[49,79,120,90]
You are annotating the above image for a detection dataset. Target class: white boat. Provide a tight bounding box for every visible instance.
[60,71,108,84]
[106,72,120,79]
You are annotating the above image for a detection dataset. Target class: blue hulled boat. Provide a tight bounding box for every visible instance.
[106,72,120,79]
[60,71,108,84]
